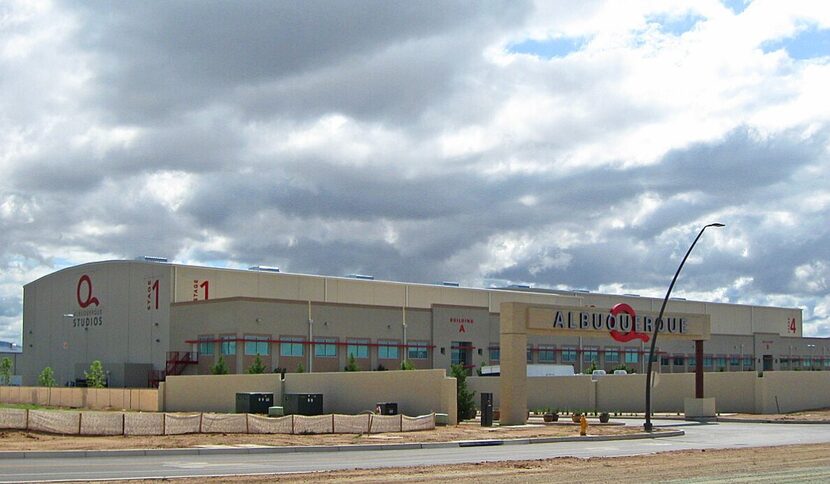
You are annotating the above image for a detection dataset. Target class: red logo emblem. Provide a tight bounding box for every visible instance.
[609,303,649,343]
[76,274,100,308]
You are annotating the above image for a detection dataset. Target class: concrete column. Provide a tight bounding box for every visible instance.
[695,339,704,398]
[499,303,527,425]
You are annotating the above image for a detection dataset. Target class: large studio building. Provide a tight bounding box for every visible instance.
[17,259,830,387]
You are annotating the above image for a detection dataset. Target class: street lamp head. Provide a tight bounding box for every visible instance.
[708,223,725,228]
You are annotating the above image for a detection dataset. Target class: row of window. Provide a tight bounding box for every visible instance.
[660,356,754,368]
[781,358,830,368]
[197,336,429,359]
[489,346,641,364]
[490,345,775,368]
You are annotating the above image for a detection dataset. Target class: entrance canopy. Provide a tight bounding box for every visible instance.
[499,302,711,425]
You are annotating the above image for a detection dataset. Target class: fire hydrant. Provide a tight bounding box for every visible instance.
[579,415,588,436]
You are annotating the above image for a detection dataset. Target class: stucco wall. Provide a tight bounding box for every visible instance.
[158,369,457,424]
[470,372,827,415]
[756,371,830,413]
[162,374,282,413]
[284,369,456,424]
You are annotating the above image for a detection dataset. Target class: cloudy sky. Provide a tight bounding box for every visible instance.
[2,0,830,344]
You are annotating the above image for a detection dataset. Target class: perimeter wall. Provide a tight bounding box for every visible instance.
[4,371,828,418]
[468,371,830,414]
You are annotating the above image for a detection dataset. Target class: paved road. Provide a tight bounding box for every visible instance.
[3,420,830,483]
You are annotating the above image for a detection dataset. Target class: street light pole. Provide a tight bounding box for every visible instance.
[644,223,724,432]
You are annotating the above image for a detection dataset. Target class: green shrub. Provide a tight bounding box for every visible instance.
[451,364,477,421]
[211,356,229,375]
[38,367,56,387]
[85,360,106,388]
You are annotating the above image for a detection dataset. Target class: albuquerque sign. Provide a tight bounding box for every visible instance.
[526,302,710,342]
[498,301,711,426]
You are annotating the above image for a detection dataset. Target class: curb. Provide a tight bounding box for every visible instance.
[0,430,685,460]
[715,417,830,424]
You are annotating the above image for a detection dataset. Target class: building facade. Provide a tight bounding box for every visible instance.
[18,259,830,387]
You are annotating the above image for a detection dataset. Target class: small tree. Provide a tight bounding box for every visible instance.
[0,357,12,385]
[400,359,415,370]
[583,361,599,375]
[296,362,305,373]
[38,366,56,387]
[247,355,266,374]
[211,355,229,375]
[344,354,359,371]
[451,364,477,421]
[85,360,106,388]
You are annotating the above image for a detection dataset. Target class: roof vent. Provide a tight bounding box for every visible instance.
[508,284,531,289]
[248,265,280,273]
[440,281,460,287]
[623,293,640,297]
[348,274,375,280]
[573,289,590,293]
[136,256,168,263]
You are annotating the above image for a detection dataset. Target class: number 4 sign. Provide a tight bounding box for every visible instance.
[787,317,797,334]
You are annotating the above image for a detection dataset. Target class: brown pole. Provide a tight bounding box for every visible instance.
[695,340,704,399]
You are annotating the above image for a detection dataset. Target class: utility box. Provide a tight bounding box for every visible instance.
[481,393,493,427]
[283,393,323,416]
[235,392,274,414]
[375,402,398,415]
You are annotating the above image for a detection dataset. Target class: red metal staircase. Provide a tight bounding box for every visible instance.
[149,351,198,387]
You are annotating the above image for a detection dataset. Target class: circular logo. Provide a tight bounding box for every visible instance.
[76,274,100,308]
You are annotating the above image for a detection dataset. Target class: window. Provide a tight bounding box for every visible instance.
[583,346,598,363]
[688,356,697,367]
[314,337,337,358]
[489,346,500,362]
[527,345,533,363]
[561,347,577,362]
[742,356,753,369]
[804,357,812,368]
[605,347,619,363]
[703,356,713,367]
[674,356,685,366]
[624,350,639,364]
[279,336,304,357]
[824,359,830,368]
[660,357,670,366]
[220,336,236,356]
[716,357,726,369]
[347,339,369,359]
[407,342,429,360]
[244,335,270,356]
[538,345,555,363]
[730,356,739,366]
[378,340,399,359]
[198,335,214,356]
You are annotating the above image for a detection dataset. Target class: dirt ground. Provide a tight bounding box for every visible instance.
[0,419,639,451]
[726,408,830,421]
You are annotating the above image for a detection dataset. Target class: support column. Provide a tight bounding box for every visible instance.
[499,303,528,425]
[695,339,704,398]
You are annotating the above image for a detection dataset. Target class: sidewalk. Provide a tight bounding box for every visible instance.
[0,428,685,460]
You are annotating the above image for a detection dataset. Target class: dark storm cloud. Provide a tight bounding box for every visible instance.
[490,128,830,297]
[76,1,529,123]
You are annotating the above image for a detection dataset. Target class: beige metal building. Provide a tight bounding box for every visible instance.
[18,259,829,387]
